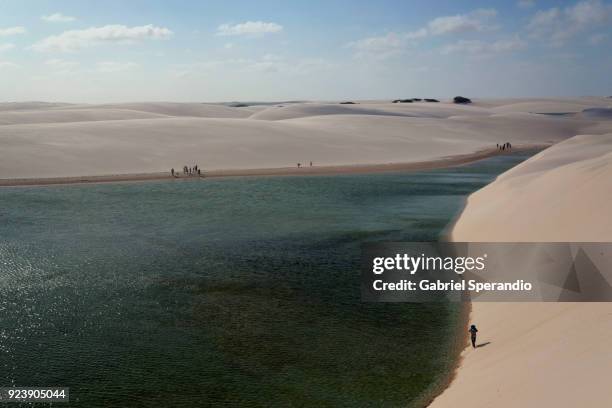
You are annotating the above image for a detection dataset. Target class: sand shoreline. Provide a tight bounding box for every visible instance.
[417,301,471,408]
[2,98,603,181]
[429,132,612,408]
[0,145,545,188]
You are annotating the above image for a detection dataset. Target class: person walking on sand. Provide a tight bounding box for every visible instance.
[171,168,174,177]
[469,324,478,348]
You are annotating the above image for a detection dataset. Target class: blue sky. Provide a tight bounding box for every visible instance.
[0,0,611,102]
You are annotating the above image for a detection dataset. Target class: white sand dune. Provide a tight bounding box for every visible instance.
[0,98,610,180]
[431,132,612,408]
[489,97,611,114]
[0,102,74,111]
[249,101,492,120]
[248,103,416,120]
[451,132,612,240]
[0,111,599,179]
[446,112,593,143]
[0,115,534,179]
[431,302,612,408]
[55,102,253,118]
[0,108,169,125]
[490,101,584,113]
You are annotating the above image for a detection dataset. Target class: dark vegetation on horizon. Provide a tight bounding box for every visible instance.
[224,97,478,107]
[453,96,472,104]
[225,100,307,107]
[393,98,439,103]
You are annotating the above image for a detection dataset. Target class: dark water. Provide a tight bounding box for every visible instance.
[0,152,535,407]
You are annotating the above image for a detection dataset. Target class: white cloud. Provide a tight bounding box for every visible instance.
[288,58,335,75]
[518,0,536,9]
[405,28,428,40]
[347,30,426,59]
[174,55,333,78]
[0,61,19,69]
[216,21,283,36]
[528,7,561,29]
[348,32,404,56]
[238,55,333,75]
[44,58,80,74]
[427,9,498,35]
[0,43,15,52]
[41,13,76,23]
[31,24,173,52]
[565,0,610,25]
[44,59,138,74]
[45,58,78,67]
[442,37,527,55]
[96,61,139,72]
[588,33,608,44]
[0,26,26,37]
[347,8,498,59]
[527,0,611,46]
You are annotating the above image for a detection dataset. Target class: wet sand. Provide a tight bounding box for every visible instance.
[0,145,543,187]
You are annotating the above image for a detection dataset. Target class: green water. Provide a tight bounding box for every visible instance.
[0,152,534,407]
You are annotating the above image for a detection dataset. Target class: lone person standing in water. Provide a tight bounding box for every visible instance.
[469,324,478,348]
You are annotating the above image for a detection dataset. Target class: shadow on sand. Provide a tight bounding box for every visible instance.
[476,341,491,348]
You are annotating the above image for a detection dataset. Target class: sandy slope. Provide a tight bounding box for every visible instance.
[430,302,612,408]
[0,108,168,125]
[451,132,612,240]
[48,102,253,118]
[249,101,492,120]
[0,98,610,179]
[487,96,612,113]
[0,113,585,179]
[430,131,612,408]
[0,102,73,111]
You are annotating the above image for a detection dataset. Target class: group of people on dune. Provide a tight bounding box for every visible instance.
[497,142,512,151]
[296,161,313,168]
[170,164,201,177]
